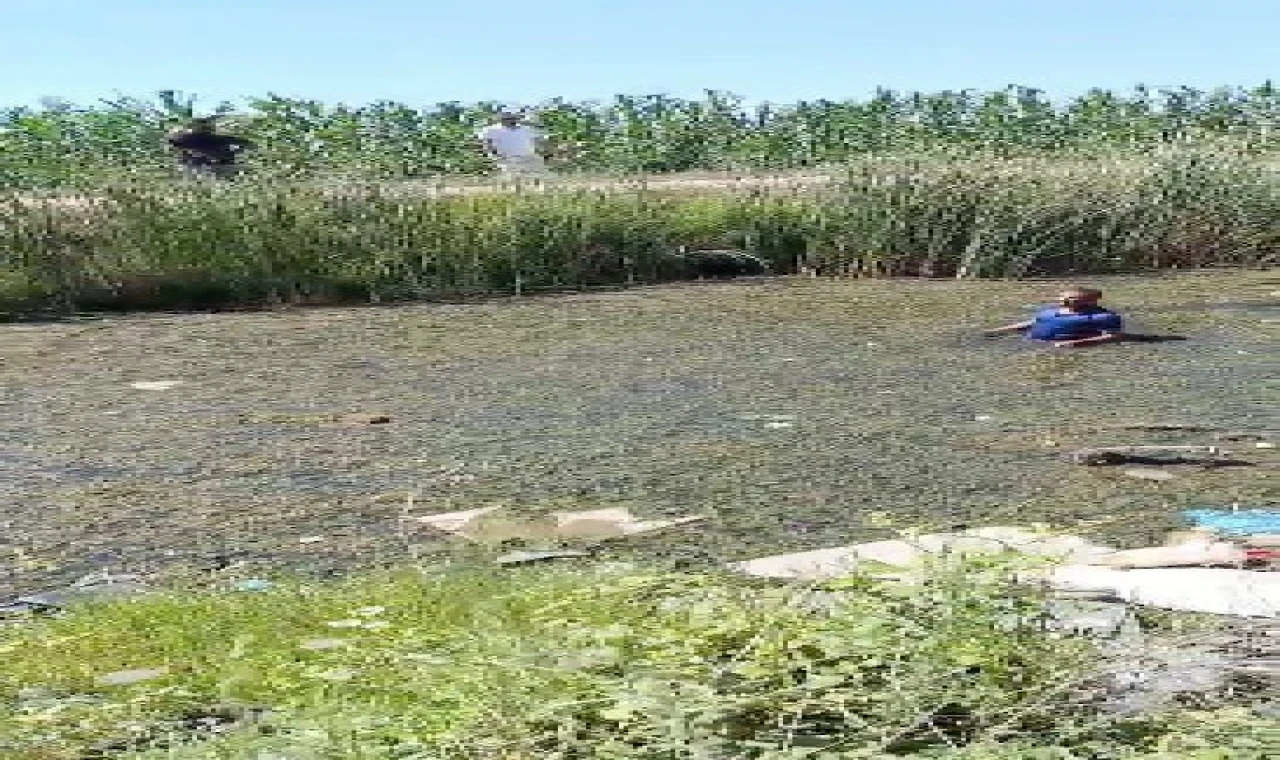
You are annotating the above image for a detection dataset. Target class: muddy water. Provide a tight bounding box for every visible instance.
[0,273,1276,596]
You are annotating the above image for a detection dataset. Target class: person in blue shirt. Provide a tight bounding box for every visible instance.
[986,287,1126,347]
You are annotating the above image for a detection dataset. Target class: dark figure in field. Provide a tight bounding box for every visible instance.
[985,287,1126,348]
[671,246,770,279]
[166,117,254,180]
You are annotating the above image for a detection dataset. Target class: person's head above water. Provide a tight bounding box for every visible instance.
[1058,287,1103,310]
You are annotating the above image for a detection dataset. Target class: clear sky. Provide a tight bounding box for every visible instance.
[2,0,1275,108]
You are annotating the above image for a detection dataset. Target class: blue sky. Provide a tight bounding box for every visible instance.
[2,0,1275,108]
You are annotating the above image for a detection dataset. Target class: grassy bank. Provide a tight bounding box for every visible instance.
[3,150,1276,314]
[0,561,1272,759]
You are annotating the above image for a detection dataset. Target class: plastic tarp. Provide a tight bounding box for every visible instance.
[730,525,1280,618]
[1025,566,1280,618]
[727,526,1117,580]
[1181,509,1280,537]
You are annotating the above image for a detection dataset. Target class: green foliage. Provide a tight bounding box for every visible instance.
[0,561,1268,759]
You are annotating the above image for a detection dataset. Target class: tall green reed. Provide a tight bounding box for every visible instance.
[1,150,1275,314]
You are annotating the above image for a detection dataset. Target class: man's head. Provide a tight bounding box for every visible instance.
[1059,287,1103,308]
[498,110,523,127]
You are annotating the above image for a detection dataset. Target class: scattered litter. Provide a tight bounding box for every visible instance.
[730,523,1280,618]
[1123,468,1176,482]
[1214,431,1273,442]
[415,506,707,543]
[1095,644,1235,715]
[1027,566,1280,618]
[1258,442,1276,449]
[353,606,385,617]
[974,415,994,422]
[130,381,184,391]
[1162,529,1219,546]
[1068,446,1224,466]
[1094,540,1243,569]
[298,535,326,544]
[331,413,392,426]
[1181,509,1280,537]
[729,526,1117,580]
[496,549,591,566]
[97,667,169,686]
[764,421,794,429]
[1045,600,1138,637]
[1,574,152,615]
[232,579,273,593]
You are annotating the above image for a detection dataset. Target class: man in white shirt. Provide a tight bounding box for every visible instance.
[476,110,550,176]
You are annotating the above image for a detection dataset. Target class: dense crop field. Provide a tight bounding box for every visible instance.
[2,84,1278,186]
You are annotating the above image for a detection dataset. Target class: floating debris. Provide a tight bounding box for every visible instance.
[1214,431,1273,442]
[1181,509,1280,537]
[1068,446,1228,467]
[415,506,707,543]
[129,381,184,391]
[332,413,392,426]
[495,549,591,566]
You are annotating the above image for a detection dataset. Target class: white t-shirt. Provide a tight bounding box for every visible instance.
[477,124,542,157]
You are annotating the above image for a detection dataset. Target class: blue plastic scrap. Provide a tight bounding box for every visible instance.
[1181,509,1280,537]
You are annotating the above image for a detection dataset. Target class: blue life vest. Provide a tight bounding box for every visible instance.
[1026,306,1122,341]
